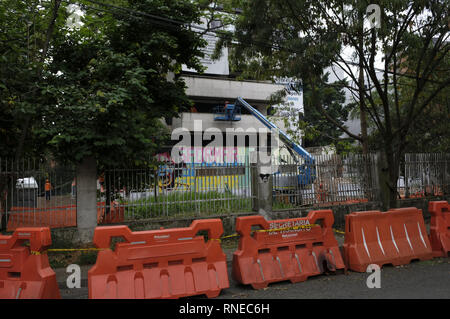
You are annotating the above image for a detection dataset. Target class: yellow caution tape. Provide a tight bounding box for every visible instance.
[30,248,104,255]
[48,248,103,252]
[333,229,346,235]
[210,233,239,243]
[30,225,340,251]
[219,233,240,240]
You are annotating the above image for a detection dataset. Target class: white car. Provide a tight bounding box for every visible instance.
[16,177,38,189]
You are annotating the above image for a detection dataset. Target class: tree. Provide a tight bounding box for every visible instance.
[0,0,64,159]
[1,0,206,164]
[0,0,207,230]
[359,70,450,154]
[0,0,66,229]
[39,0,206,166]
[295,73,351,150]
[214,0,449,208]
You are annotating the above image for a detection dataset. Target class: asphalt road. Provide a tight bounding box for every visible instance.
[56,247,450,299]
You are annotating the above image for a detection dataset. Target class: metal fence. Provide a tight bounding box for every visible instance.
[273,153,379,208]
[98,158,254,222]
[398,153,450,199]
[100,153,381,222]
[0,158,76,231]
[2,152,448,230]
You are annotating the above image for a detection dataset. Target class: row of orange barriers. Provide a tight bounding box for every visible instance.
[0,201,448,299]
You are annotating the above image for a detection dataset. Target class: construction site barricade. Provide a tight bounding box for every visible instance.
[232,210,346,289]
[343,207,433,272]
[88,219,229,299]
[0,227,60,299]
[428,201,450,257]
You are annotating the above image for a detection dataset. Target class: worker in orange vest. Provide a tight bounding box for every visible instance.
[71,178,76,198]
[45,179,52,201]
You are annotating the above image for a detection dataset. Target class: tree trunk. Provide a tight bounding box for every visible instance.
[358,11,371,201]
[358,39,369,155]
[387,160,399,209]
[379,144,400,210]
[377,145,400,211]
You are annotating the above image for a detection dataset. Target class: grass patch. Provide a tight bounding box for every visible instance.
[48,249,99,269]
[272,200,296,210]
[123,190,252,219]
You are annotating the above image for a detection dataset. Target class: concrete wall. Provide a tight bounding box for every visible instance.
[171,112,288,135]
[182,75,284,107]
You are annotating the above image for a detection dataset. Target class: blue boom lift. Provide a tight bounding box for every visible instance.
[214,97,316,186]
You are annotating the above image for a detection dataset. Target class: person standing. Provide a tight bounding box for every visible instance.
[71,178,76,199]
[45,179,52,201]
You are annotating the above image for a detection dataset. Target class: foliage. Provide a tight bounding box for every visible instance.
[300,73,351,149]
[125,190,252,219]
[207,1,355,153]
[39,0,206,166]
[213,0,450,208]
[0,0,59,159]
[0,0,207,167]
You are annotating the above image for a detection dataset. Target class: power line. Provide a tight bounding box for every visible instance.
[65,0,449,87]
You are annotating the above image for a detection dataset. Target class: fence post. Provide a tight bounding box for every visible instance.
[76,156,97,243]
[251,151,258,212]
[251,151,272,219]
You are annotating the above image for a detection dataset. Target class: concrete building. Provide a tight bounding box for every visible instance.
[162,25,294,163]
[171,74,287,129]
[165,72,291,163]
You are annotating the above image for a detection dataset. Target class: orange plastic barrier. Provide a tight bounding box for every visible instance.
[0,227,60,299]
[343,207,433,272]
[428,201,450,257]
[232,210,346,289]
[88,219,229,299]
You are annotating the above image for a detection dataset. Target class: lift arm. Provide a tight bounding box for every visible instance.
[234,97,314,163]
[234,97,315,185]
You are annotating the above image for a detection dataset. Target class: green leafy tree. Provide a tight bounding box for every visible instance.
[0,0,207,229]
[0,0,66,228]
[1,0,206,165]
[0,0,64,159]
[39,0,206,166]
[298,74,351,150]
[214,0,449,208]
